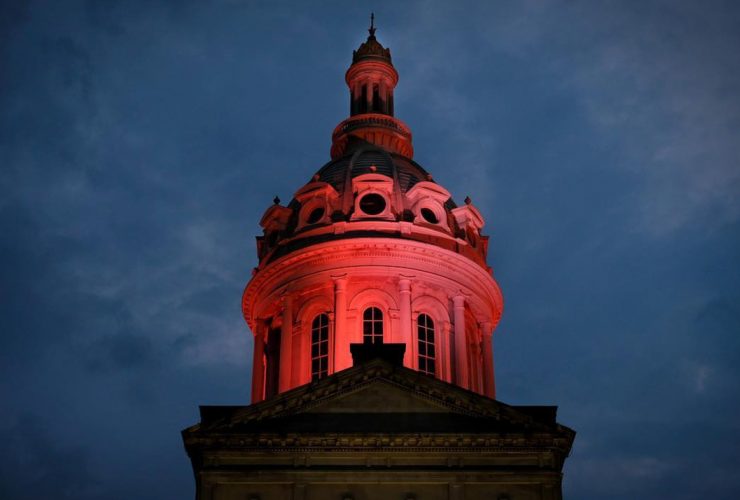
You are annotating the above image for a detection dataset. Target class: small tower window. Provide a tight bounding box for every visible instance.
[359,193,386,215]
[417,314,436,375]
[311,314,329,381]
[363,307,383,344]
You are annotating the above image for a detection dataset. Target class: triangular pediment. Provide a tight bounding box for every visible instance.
[195,359,563,434]
[301,378,453,414]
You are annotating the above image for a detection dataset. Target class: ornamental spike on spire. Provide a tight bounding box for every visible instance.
[369,12,376,37]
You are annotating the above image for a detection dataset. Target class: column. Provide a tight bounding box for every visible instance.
[292,319,307,387]
[453,295,468,388]
[470,335,482,394]
[279,293,293,393]
[379,79,387,113]
[443,321,452,383]
[332,276,350,371]
[481,321,495,398]
[399,278,412,367]
[250,321,266,403]
[352,81,361,114]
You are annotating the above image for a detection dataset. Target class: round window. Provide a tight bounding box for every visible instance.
[306,207,325,224]
[420,207,438,224]
[359,193,386,215]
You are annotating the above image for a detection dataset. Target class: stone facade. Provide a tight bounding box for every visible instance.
[183,355,575,500]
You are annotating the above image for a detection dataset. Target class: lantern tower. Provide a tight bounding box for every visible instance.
[242,19,504,403]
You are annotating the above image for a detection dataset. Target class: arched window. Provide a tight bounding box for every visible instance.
[363,307,383,344]
[417,314,436,375]
[311,314,329,381]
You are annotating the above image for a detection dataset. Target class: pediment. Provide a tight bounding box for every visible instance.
[300,379,452,414]
[208,360,555,432]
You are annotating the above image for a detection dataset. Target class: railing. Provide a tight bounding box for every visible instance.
[332,114,412,139]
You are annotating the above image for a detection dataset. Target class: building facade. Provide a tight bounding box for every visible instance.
[183,20,574,500]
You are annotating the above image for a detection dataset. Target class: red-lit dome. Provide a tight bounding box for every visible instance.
[255,145,491,272]
[243,21,503,404]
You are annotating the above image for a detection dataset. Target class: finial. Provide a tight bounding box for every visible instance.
[464,196,472,205]
[273,196,280,205]
[369,12,376,37]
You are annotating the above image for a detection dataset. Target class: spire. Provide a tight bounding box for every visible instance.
[352,15,391,64]
[369,12,376,38]
[347,16,396,116]
[331,19,413,159]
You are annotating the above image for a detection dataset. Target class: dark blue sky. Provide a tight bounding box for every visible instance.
[2,1,739,498]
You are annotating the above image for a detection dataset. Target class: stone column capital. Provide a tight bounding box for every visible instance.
[332,274,348,290]
[399,277,412,293]
[452,295,466,308]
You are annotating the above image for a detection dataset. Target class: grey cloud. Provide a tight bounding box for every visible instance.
[84,332,155,372]
[0,414,99,500]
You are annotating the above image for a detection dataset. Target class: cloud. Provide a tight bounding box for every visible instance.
[548,2,740,235]
[0,415,100,499]
[390,1,740,236]
[84,332,155,372]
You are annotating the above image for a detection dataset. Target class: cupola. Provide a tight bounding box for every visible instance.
[331,14,413,159]
[243,17,503,403]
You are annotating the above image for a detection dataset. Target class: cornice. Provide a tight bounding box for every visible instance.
[243,238,503,329]
[184,434,574,454]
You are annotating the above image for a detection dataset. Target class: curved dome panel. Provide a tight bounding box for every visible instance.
[314,147,434,197]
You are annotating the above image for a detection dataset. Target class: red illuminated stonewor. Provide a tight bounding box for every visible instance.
[242,25,504,403]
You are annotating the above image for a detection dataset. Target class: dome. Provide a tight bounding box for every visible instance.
[242,19,504,406]
[351,16,392,64]
[352,34,392,64]
[314,146,432,196]
[252,21,491,274]
[256,145,489,272]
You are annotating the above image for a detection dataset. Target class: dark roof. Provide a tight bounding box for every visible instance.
[186,357,574,440]
[352,34,392,64]
[312,146,440,198]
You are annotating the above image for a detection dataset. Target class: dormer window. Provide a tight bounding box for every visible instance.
[351,173,395,221]
[306,207,325,224]
[405,181,451,231]
[420,208,438,224]
[293,181,339,231]
[451,201,485,245]
[359,193,386,215]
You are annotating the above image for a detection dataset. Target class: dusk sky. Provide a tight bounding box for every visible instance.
[2,1,739,498]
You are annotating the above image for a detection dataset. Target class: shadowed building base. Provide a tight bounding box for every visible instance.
[182,346,574,500]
